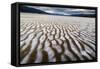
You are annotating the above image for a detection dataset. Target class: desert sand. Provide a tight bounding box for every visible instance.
[20,13,96,64]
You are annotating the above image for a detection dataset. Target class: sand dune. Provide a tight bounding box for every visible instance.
[20,13,95,64]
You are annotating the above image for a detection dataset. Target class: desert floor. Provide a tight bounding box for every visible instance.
[20,13,96,64]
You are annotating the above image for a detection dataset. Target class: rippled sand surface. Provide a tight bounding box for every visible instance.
[20,13,96,64]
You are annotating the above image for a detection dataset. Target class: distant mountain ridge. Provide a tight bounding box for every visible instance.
[20,6,96,17]
[20,6,48,14]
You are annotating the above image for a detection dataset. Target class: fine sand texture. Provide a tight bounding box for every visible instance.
[20,13,96,64]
